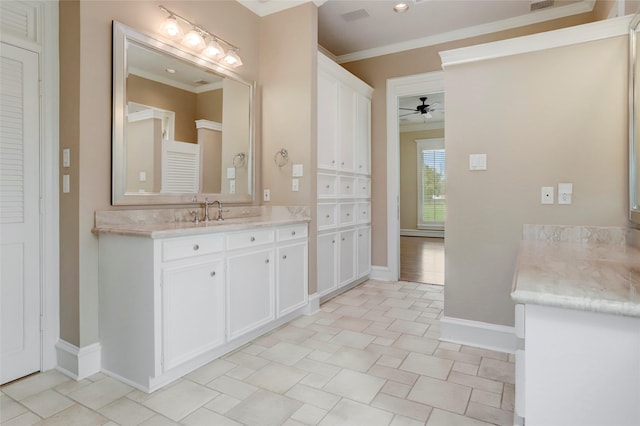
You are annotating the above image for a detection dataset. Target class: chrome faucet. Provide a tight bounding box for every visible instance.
[211,200,224,221]
[204,198,212,222]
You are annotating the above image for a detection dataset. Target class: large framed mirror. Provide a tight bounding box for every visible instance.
[629,13,640,224]
[112,21,255,205]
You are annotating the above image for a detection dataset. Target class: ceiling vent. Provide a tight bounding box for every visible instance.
[194,79,210,85]
[341,8,370,22]
[530,0,555,11]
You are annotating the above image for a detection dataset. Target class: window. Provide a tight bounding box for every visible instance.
[416,139,445,229]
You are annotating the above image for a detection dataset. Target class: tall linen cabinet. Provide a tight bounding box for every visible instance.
[316,52,373,299]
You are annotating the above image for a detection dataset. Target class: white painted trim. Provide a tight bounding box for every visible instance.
[318,52,373,97]
[41,0,60,375]
[337,0,595,63]
[440,14,632,68]
[237,0,327,17]
[369,265,394,281]
[400,229,444,238]
[440,316,517,354]
[195,119,223,131]
[386,72,444,283]
[55,340,101,380]
[304,293,321,315]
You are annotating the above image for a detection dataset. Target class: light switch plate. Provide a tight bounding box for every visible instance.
[63,174,70,193]
[558,183,573,205]
[227,167,236,179]
[229,180,236,194]
[292,164,303,177]
[139,171,146,182]
[263,189,270,202]
[469,154,487,171]
[63,148,70,168]
[292,178,299,192]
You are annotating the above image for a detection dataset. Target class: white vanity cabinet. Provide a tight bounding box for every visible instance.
[98,221,309,392]
[317,52,372,300]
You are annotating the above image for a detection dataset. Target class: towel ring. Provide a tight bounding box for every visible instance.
[274,148,289,167]
[233,152,246,168]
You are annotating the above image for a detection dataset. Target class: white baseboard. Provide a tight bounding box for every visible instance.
[304,293,320,315]
[401,228,444,238]
[440,316,516,354]
[55,340,101,380]
[370,265,394,281]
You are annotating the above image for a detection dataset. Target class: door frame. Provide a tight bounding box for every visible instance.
[385,71,443,281]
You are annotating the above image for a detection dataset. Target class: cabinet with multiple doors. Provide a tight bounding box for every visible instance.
[317,52,373,298]
[98,222,308,392]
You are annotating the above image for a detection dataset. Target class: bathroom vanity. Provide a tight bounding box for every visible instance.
[94,207,310,392]
[511,225,640,426]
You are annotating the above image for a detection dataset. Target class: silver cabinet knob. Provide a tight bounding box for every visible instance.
[193,244,199,251]
[346,213,350,217]
[342,237,345,241]
[210,271,216,277]
[326,214,330,218]
[326,185,330,189]
[346,185,350,189]
[250,236,255,242]
[291,231,296,236]
[282,255,287,260]
[265,259,270,264]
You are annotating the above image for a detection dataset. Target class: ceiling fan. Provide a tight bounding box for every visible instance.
[400,96,441,119]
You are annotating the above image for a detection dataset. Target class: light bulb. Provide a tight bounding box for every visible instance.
[160,15,183,39]
[203,39,225,59]
[394,2,409,13]
[183,28,206,51]
[223,49,243,67]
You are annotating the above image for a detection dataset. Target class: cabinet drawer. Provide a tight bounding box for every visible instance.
[277,224,308,242]
[339,203,356,226]
[226,228,275,251]
[162,234,225,262]
[356,202,371,224]
[318,204,337,230]
[356,177,370,198]
[338,176,355,197]
[318,174,337,198]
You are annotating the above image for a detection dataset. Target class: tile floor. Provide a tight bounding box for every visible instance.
[1,280,515,426]
[400,237,444,285]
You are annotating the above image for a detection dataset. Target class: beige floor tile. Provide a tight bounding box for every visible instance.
[36,404,109,426]
[242,343,268,356]
[53,378,92,395]
[393,334,439,355]
[224,350,271,370]
[291,403,328,425]
[452,361,479,376]
[325,347,380,372]
[334,305,370,318]
[465,401,514,426]
[323,369,385,404]
[478,357,515,385]
[447,371,503,394]
[283,419,307,426]
[245,362,307,393]
[470,388,502,408]
[272,325,318,344]
[137,414,180,425]
[21,389,74,418]
[67,377,133,410]
[226,365,255,380]
[204,393,242,414]
[381,381,412,399]
[143,379,218,421]
[2,371,70,401]
[371,393,432,421]
[285,383,341,411]
[381,298,414,309]
[259,342,313,366]
[333,295,367,307]
[330,316,373,332]
[300,373,334,389]
[426,408,493,426]
[1,411,41,426]
[407,376,471,414]
[329,330,375,350]
[181,407,243,426]
[318,398,394,426]
[434,348,482,365]
[368,365,418,386]
[226,389,302,426]
[390,414,427,426]
[307,349,334,362]
[206,375,258,400]
[365,343,409,361]
[302,338,342,354]
[1,394,28,422]
[387,319,429,336]
[399,352,453,380]
[460,346,509,361]
[295,358,341,378]
[97,397,155,426]
[362,326,401,340]
[502,383,515,412]
[185,359,236,385]
[384,308,421,321]
[376,355,403,368]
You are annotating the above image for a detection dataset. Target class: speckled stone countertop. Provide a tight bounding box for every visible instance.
[93,206,310,238]
[511,225,640,318]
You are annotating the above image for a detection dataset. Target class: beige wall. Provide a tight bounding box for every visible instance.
[260,3,318,292]
[444,35,629,327]
[341,12,600,267]
[196,88,223,123]
[400,128,444,230]
[59,0,260,347]
[199,128,222,194]
[221,78,251,195]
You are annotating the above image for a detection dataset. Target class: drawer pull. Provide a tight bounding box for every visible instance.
[346,185,350,189]
[362,211,366,214]
[265,259,270,264]
[282,255,287,260]
[193,244,200,251]
[326,185,330,189]
[332,240,336,243]
[359,234,363,237]
[342,237,345,241]
[210,271,216,277]
[346,213,350,217]
[362,186,366,190]
[359,165,363,168]
[341,161,344,165]
[250,236,255,242]
[326,214,330,218]
[332,160,335,164]
[291,231,296,236]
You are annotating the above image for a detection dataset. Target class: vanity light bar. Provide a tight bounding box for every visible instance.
[158,5,243,67]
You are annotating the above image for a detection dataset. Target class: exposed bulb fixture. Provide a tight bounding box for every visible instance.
[159,15,183,39]
[158,5,243,68]
[394,2,409,13]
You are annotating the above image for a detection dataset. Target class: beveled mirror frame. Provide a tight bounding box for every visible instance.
[629,12,640,224]
[112,21,255,205]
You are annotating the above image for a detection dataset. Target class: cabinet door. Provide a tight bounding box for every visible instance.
[355,94,371,175]
[277,241,308,317]
[338,229,356,287]
[338,83,356,173]
[317,233,338,297]
[318,72,338,170]
[357,226,371,278]
[161,258,225,371]
[226,248,274,340]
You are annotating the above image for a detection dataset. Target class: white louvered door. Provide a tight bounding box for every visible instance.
[1,42,41,384]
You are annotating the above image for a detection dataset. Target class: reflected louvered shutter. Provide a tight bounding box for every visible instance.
[161,140,201,193]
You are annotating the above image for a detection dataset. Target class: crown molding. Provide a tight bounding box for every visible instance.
[237,0,327,17]
[440,13,632,68]
[336,0,595,64]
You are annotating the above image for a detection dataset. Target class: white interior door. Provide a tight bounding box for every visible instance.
[1,42,41,384]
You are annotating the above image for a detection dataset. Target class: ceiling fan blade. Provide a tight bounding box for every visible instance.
[400,112,418,117]
[399,107,417,111]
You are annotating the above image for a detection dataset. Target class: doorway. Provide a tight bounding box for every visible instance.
[385,71,444,283]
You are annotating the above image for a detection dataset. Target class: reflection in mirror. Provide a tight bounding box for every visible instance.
[630,13,640,224]
[112,21,254,205]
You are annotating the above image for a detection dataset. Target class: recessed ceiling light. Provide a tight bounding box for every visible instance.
[394,2,409,13]
[165,68,176,74]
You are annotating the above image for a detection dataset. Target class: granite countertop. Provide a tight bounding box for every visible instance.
[511,229,640,318]
[92,206,310,239]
